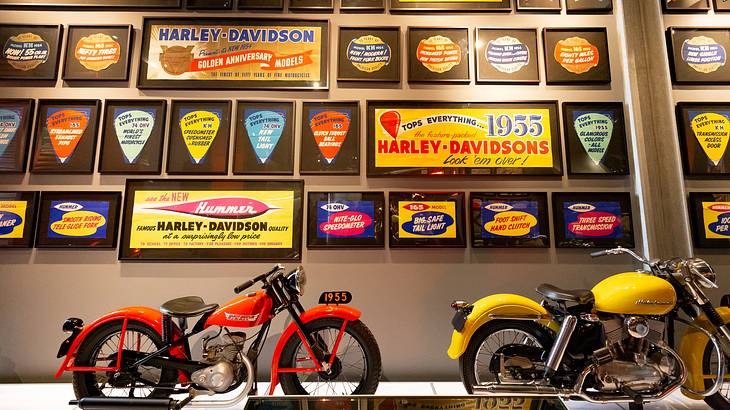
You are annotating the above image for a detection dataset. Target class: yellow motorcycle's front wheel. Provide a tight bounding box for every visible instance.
[702,340,730,410]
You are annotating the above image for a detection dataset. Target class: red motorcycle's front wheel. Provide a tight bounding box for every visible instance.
[278,318,381,395]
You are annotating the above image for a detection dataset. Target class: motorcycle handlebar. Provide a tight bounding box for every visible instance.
[234,264,284,294]
[590,250,609,258]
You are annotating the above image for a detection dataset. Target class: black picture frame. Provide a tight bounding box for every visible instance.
[475,28,540,84]
[166,100,231,175]
[0,24,62,81]
[36,191,121,249]
[662,0,711,12]
[289,0,333,10]
[233,100,295,175]
[307,191,385,248]
[676,102,730,177]
[300,101,360,175]
[98,99,167,175]
[186,0,232,9]
[515,0,561,13]
[0,0,181,8]
[0,99,34,173]
[552,192,635,248]
[390,0,511,12]
[138,17,329,90]
[0,191,38,248]
[389,191,466,248]
[543,27,611,85]
[408,27,470,83]
[562,102,629,176]
[470,192,550,248]
[238,0,283,9]
[30,99,101,174]
[715,0,730,11]
[338,27,400,82]
[367,100,563,177]
[688,192,730,248]
[667,27,730,85]
[62,25,133,81]
[119,179,304,261]
[341,0,385,11]
[565,0,612,13]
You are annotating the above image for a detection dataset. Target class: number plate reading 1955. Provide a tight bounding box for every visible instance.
[319,291,352,304]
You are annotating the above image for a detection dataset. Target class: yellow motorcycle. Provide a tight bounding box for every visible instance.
[448,247,730,409]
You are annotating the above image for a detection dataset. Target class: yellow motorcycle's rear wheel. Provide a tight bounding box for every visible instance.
[702,340,730,410]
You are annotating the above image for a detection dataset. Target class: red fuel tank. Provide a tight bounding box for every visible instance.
[205,290,273,328]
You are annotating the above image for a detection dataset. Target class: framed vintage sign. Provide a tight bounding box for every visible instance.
[0,191,38,248]
[289,0,333,10]
[338,27,400,82]
[408,27,470,83]
[367,101,562,176]
[98,100,167,174]
[0,0,181,7]
[138,18,328,90]
[667,27,730,85]
[389,192,466,248]
[62,25,133,81]
[543,28,611,85]
[307,191,385,248]
[470,192,550,248]
[0,24,62,81]
[562,102,629,175]
[688,192,730,248]
[233,100,295,175]
[36,191,121,249]
[552,192,635,248]
[300,101,360,175]
[662,0,711,12]
[30,99,101,174]
[341,0,385,11]
[186,0,232,9]
[0,99,34,173]
[715,0,730,11]
[475,28,539,84]
[515,0,561,12]
[565,0,612,13]
[167,100,231,175]
[677,102,730,176]
[119,179,303,261]
[390,0,511,11]
[238,0,283,9]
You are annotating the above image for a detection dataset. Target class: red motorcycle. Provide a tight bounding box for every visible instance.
[56,265,381,409]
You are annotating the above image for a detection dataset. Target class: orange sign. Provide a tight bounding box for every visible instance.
[554,37,599,74]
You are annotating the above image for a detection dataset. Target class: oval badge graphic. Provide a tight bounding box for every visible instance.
[403,202,430,212]
[710,203,730,212]
[568,203,596,213]
[485,202,514,212]
[321,202,349,212]
[0,211,22,236]
[151,197,275,220]
[402,211,454,236]
[54,202,83,212]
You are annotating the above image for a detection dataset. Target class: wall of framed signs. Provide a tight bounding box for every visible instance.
[0,0,656,383]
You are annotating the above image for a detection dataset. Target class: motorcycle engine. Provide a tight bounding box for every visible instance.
[191,332,246,393]
[591,317,681,394]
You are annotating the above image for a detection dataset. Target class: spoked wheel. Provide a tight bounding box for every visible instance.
[459,321,553,394]
[72,321,177,399]
[702,339,730,410]
[279,318,381,395]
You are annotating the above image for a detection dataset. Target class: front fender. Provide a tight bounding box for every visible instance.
[447,294,559,360]
[679,307,730,400]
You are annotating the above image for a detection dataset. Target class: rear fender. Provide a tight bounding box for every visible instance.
[679,307,730,400]
[447,294,559,360]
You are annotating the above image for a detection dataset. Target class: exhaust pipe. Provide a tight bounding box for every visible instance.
[70,397,177,410]
[473,383,565,397]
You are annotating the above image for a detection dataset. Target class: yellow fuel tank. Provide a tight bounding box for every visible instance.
[592,272,677,315]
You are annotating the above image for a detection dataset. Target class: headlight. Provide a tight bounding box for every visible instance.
[688,258,717,289]
[287,266,307,296]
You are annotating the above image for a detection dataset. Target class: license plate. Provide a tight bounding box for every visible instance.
[319,291,352,305]
[452,310,469,332]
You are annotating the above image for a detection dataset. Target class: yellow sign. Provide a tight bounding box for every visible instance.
[374,107,553,168]
[691,112,730,166]
[702,201,730,239]
[484,210,538,237]
[129,190,294,249]
[398,201,456,239]
[0,200,27,239]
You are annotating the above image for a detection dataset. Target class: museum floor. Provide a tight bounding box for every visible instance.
[0,382,708,410]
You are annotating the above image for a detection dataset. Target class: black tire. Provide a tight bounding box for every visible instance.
[459,320,554,394]
[702,338,730,410]
[72,320,177,399]
[279,318,381,395]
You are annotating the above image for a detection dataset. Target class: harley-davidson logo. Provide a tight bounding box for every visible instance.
[635,299,673,305]
[224,312,259,322]
[150,197,277,219]
[159,45,194,76]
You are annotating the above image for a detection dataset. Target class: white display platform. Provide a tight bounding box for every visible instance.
[0,382,708,410]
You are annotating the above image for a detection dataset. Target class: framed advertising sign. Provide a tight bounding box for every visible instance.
[565,0,612,13]
[0,99,34,173]
[389,0,511,12]
[341,0,385,11]
[389,192,466,248]
[238,0,283,9]
[516,0,561,12]
[552,192,635,248]
[338,27,400,82]
[62,25,133,81]
[543,28,611,85]
[475,28,539,84]
[36,191,121,249]
[30,99,101,174]
[688,192,730,248]
[662,0,711,12]
[307,192,385,248]
[167,100,231,175]
[367,101,562,176]
[119,179,303,261]
[98,100,167,174]
[234,100,295,175]
[715,0,730,11]
[677,102,730,176]
[470,192,550,248]
[186,0,232,9]
[289,0,333,11]
[0,191,38,248]
[0,24,62,81]
[667,27,730,85]
[562,102,629,175]
[138,18,329,90]
[408,27,470,83]
[0,0,181,8]
[300,101,360,175]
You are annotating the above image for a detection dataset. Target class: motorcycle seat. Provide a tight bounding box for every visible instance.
[536,284,594,305]
[160,296,219,318]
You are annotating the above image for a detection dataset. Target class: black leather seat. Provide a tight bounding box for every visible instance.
[536,284,594,305]
[160,296,218,318]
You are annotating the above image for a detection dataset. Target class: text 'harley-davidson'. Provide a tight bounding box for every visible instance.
[56,265,382,409]
[448,247,730,409]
